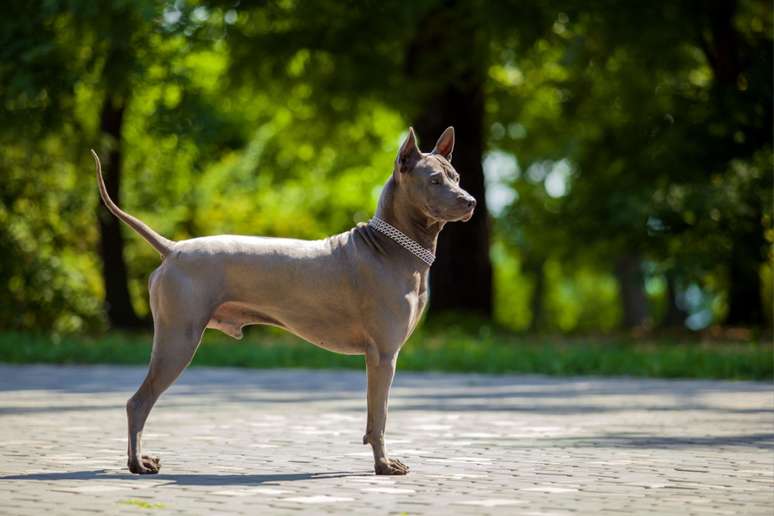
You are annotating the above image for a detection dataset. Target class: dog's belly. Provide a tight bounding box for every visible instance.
[207,300,367,355]
[208,301,283,338]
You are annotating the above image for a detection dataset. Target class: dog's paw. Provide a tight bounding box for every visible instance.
[142,455,161,469]
[374,457,409,475]
[128,455,161,474]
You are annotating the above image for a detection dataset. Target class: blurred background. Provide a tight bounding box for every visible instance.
[0,1,771,371]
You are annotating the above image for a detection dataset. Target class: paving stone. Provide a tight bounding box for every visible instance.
[0,365,772,514]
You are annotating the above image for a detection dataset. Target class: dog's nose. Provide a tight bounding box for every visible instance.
[460,195,476,209]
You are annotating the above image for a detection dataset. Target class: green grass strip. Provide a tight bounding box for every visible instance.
[0,329,770,380]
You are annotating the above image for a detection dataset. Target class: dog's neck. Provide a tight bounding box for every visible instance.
[374,176,444,253]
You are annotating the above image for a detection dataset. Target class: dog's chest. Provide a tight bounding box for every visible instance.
[407,287,429,338]
[374,269,429,345]
[413,272,430,320]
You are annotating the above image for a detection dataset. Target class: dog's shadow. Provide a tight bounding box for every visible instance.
[1,469,368,486]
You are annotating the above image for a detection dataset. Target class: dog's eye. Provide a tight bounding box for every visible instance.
[430,178,441,185]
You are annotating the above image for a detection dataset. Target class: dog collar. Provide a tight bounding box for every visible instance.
[368,216,435,267]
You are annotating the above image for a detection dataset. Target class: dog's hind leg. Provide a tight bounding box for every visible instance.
[126,319,204,474]
[126,272,207,474]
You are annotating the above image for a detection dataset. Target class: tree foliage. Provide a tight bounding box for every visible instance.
[0,0,770,333]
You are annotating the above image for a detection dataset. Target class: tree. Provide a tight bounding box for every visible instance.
[93,5,152,329]
[0,1,156,328]
[220,0,499,317]
[405,3,492,315]
[2,0,770,333]
[0,0,241,330]
[698,0,771,326]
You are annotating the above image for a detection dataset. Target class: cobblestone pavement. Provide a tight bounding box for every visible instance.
[0,364,772,515]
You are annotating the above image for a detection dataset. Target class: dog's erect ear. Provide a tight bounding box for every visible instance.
[432,126,455,162]
[397,127,421,173]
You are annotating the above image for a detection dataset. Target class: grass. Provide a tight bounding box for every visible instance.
[0,325,771,380]
[118,499,166,510]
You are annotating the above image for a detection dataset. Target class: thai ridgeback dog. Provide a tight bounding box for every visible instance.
[91,126,476,475]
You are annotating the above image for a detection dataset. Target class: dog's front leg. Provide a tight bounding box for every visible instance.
[362,347,408,475]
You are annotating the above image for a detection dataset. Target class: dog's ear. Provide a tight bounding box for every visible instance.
[397,127,421,173]
[432,126,454,162]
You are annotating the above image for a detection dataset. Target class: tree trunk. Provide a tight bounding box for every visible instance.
[725,204,764,326]
[406,2,492,317]
[698,0,765,328]
[97,93,143,329]
[615,254,649,329]
[699,0,741,85]
[661,270,687,328]
[526,257,546,332]
[419,103,492,316]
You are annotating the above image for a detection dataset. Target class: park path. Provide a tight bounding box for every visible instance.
[0,364,772,515]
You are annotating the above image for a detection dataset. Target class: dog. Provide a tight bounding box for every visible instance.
[92,126,476,475]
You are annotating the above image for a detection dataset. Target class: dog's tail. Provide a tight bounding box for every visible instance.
[91,149,173,258]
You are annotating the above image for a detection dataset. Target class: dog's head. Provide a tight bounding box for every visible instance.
[393,127,476,222]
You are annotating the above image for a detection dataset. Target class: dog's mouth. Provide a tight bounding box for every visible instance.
[441,208,474,223]
[460,208,475,222]
[427,205,475,223]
